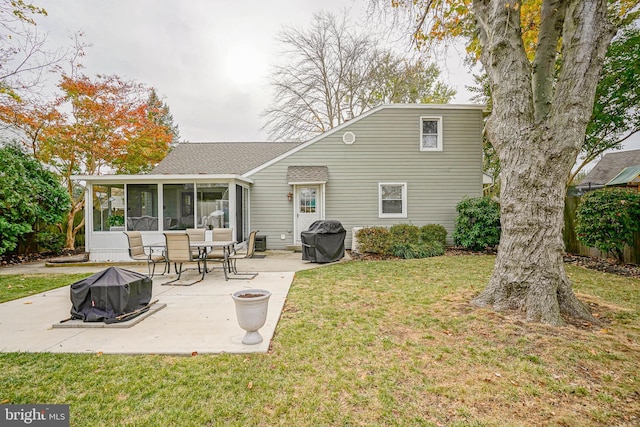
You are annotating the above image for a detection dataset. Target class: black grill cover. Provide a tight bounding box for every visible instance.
[301,220,346,263]
[70,267,152,322]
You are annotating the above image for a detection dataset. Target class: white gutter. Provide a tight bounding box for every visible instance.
[70,174,255,185]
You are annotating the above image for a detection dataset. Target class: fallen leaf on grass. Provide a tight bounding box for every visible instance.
[247,381,253,389]
[191,351,198,357]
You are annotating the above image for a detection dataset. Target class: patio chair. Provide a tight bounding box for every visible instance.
[186,228,206,258]
[124,231,167,277]
[206,227,234,277]
[162,233,207,286]
[227,230,259,279]
[206,227,234,260]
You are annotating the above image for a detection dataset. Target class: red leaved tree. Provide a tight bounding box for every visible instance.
[2,74,174,248]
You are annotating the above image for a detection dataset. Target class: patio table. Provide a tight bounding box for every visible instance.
[190,240,236,280]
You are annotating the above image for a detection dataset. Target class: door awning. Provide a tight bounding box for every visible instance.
[287,166,329,184]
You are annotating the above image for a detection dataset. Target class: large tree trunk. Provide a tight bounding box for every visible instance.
[470,0,616,325]
[473,125,595,325]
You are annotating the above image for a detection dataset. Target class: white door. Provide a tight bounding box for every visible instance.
[295,185,321,244]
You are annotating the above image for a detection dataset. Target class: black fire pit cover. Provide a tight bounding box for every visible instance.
[70,267,152,322]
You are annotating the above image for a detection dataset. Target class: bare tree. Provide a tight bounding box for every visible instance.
[0,1,74,102]
[262,11,455,142]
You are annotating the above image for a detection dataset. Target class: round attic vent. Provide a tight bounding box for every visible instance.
[342,131,356,145]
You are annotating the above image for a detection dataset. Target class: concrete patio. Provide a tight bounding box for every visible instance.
[0,251,326,355]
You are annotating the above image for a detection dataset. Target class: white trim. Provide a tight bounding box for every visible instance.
[243,104,485,177]
[420,116,443,152]
[378,182,408,218]
[228,183,236,236]
[71,174,254,185]
[287,181,327,185]
[293,184,324,244]
[342,131,356,144]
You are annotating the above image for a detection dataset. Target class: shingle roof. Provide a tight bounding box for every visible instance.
[151,142,303,175]
[286,166,329,183]
[577,149,640,189]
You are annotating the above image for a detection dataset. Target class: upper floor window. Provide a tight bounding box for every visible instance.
[379,182,407,218]
[420,116,443,151]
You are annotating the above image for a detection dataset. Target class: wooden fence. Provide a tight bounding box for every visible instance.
[563,195,640,264]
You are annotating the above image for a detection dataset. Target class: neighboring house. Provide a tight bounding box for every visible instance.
[73,104,485,261]
[604,165,640,191]
[575,149,640,192]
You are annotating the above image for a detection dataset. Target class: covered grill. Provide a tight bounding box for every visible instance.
[70,267,153,322]
[301,220,346,263]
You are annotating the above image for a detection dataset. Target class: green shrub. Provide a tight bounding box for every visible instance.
[355,224,446,259]
[420,224,447,246]
[36,231,65,252]
[355,226,390,254]
[388,224,420,250]
[453,196,501,251]
[391,241,445,259]
[575,188,640,262]
[0,144,70,255]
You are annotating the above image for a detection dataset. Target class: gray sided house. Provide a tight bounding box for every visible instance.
[74,104,484,261]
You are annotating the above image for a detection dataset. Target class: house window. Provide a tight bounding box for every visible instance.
[126,184,158,231]
[92,184,124,231]
[379,183,407,218]
[158,183,229,230]
[420,116,443,151]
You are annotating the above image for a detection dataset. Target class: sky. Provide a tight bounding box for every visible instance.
[31,0,474,143]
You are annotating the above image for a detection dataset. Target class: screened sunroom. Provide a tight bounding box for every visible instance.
[74,174,253,262]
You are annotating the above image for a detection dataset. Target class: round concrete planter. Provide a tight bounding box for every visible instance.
[232,289,271,345]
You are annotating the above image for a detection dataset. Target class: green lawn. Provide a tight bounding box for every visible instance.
[0,273,91,303]
[1,256,638,426]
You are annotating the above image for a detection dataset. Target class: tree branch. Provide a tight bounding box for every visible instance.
[552,0,616,146]
[532,0,566,122]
